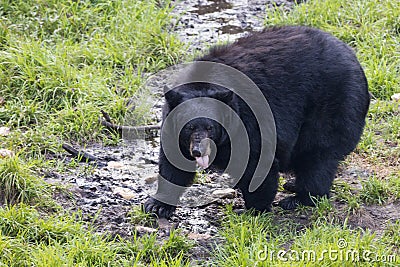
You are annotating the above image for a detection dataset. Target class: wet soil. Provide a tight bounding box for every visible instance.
[171,0,297,53]
[47,0,400,263]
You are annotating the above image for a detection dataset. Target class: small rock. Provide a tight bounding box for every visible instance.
[0,127,10,136]
[0,97,4,105]
[144,175,158,184]
[212,188,236,199]
[158,218,173,230]
[135,225,157,233]
[122,180,135,187]
[188,219,209,227]
[187,232,212,240]
[107,161,125,169]
[391,93,400,101]
[75,178,86,187]
[113,187,135,200]
[0,149,14,158]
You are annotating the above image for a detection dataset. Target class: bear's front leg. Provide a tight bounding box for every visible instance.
[144,148,196,218]
[239,161,279,213]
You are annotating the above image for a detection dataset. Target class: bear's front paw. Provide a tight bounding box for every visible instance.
[278,196,301,210]
[144,197,176,218]
[283,180,296,193]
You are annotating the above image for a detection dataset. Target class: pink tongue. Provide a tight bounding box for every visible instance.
[195,155,209,168]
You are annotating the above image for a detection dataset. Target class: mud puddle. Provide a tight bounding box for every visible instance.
[172,0,297,53]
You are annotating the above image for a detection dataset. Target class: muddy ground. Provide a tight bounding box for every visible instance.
[47,0,400,263]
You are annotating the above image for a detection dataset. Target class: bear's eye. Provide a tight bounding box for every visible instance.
[207,125,213,131]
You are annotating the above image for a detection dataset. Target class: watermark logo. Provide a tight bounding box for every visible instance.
[337,238,347,249]
[123,61,276,207]
[257,238,397,263]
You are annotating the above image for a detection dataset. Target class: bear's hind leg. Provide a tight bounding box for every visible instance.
[279,153,339,210]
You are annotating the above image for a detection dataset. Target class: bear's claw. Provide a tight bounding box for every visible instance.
[278,196,301,210]
[144,197,176,218]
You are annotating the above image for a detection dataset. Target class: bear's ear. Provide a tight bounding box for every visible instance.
[164,85,184,108]
[212,90,234,104]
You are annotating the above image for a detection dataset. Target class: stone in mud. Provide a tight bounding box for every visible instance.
[212,188,236,199]
[0,149,14,158]
[113,187,135,200]
[0,127,10,136]
[107,161,125,169]
[391,93,400,101]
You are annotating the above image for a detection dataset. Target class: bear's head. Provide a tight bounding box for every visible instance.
[163,83,235,168]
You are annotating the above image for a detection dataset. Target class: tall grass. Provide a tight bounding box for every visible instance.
[266,0,400,100]
[0,205,193,266]
[0,0,184,161]
[0,156,49,205]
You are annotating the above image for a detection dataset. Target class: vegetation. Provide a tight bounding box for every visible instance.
[214,207,397,266]
[0,0,184,161]
[0,0,191,266]
[0,205,193,266]
[0,156,50,205]
[266,0,400,100]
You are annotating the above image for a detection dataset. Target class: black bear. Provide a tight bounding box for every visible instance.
[144,26,370,218]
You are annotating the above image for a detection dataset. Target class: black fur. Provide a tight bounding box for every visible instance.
[144,26,370,218]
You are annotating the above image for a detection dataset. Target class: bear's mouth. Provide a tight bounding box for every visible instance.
[195,155,209,169]
[190,134,211,169]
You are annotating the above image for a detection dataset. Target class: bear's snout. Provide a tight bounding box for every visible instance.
[190,131,209,156]
[190,132,212,168]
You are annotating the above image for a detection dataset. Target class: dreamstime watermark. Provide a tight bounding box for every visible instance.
[123,61,277,207]
[257,238,397,263]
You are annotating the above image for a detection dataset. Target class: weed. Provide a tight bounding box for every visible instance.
[0,205,193,266]
[128,205,157,227]
[0,0,184,167]
[345,195,361,215]
[383,221,400,248]
[0,156,50,205]
[332,181,361,214]
[265,0,400,100]
[310,196,335,223]
[332,181,353,202]
[358,100,400,163]
[359,176,392,205]
[194,169,211,184]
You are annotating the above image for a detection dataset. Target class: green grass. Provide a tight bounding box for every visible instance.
[213,208,399,266]
[0,155,50,205]
[266,0,400,100]
[128,205,157,227]
[0,205,193,266]
[358,100,400,164]
[0,0,190,266]
[0,0,184,164]
[359,176,393,205]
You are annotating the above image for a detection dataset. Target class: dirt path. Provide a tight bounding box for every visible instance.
[171,0,295,52]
